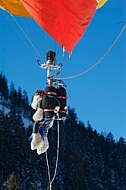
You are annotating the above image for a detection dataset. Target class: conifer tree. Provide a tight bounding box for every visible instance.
[1,173,19,190]
[0,72,9,102]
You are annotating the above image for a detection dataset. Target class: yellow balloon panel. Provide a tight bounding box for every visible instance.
[97,0,108,9]
[0,0,31,17]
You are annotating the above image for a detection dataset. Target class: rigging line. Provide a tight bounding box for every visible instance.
[55,23,126,81]
[46,114,60,190]
[10,14,42,60]
[51,116,60,183]
[3,11,38,59]
[46,152,51,189]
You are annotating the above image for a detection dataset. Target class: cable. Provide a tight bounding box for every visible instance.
[2,11,42,60]
[55,23,126,81]
[46,113,60,190]
[10,14,42,59]
[51,116,60,183]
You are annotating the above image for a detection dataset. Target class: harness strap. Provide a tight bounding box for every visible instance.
[57,96,67,99]
[46,92,57,96]
[58,110,67,113]
[44,109,67,113]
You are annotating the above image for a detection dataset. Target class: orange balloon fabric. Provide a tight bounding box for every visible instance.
[21,0,98,53]
[0,0,30,17]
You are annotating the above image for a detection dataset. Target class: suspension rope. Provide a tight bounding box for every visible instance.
[10,14,42,59]
[46,114,60,190]
[2,11,35,58]
[3,10,42,60]
[56,23,126,81]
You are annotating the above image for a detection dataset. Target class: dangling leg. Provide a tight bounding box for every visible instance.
[36,122,49,155]
[37,135,49,155]
[30,117,55,154]
[30,121,44,150]
[36,117,55,155]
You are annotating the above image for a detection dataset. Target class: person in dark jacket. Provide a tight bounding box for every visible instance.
[30,90,54,155]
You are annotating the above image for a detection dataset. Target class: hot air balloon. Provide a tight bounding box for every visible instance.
[0,0,107,53]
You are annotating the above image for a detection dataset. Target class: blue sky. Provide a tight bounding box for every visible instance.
[0,0,126,141]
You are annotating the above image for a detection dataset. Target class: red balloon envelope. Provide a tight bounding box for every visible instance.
[21,0,97,53]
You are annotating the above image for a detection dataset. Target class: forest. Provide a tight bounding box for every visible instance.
[0,72,126,190]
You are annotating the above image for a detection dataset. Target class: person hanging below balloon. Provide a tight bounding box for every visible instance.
[29,84,67,155]
[29,90,55,155]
